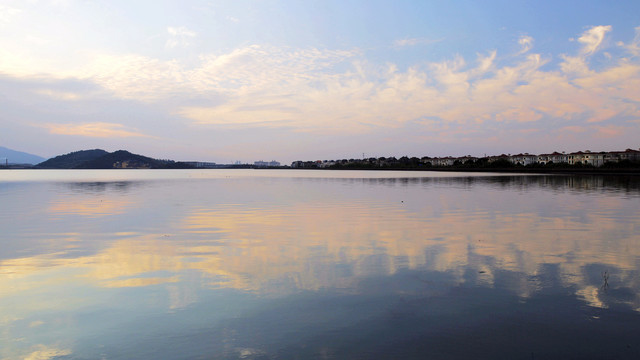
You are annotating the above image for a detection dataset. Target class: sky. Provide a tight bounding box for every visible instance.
[1,0,639,164]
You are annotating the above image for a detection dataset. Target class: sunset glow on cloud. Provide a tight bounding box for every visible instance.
[0,1,638,162]
[43,122,151,138]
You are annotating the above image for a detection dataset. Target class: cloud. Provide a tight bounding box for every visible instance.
[166,26,197,49]
[517,35,534,54]
[560,26,614,76]
[472,50,497,76]
[35,88,82,101]
[0,4,21,25]
[165,33,637,135]
[559,126,587,133]
[74,54,187,101]
[1,23,639,153]
[577,25,611,55]
[394,37,442,47]
[594,124,625,138]
[49,0,73,6]
[619,26,640,57]
[41,122,151,138]
[58,46,358,106]
[181,101,299,126]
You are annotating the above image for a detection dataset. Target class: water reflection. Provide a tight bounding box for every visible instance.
[60,181,137,192]
[48,197,133,218]
[328,174,640,195]
[0,171,639,359]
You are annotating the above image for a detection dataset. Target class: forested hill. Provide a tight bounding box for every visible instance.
[37,149,109,168]
[36,149,194,169]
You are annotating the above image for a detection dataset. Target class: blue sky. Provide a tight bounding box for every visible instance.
[1,0,639,163]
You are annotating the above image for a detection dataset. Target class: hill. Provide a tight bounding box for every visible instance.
[36,149,195,169]
[0,146,46,165]
[76,150,168,169]
[37,149,109,169]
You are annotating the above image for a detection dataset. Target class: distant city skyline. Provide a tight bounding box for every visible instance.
[1,1,639,164]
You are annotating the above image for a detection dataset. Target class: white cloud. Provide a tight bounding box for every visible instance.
[74,54,187,101]
[168,26,197,38]
[577,25,611,55]
[1,23,639,142]
[394,37,441,47]
[166,26,197,49]
[59,32,638,136]
[0,5,21,25]
[620,26,640,57]
[472,50,497,77]
[559,54,590,76]
[559,26,614,77]
[52,0,73,6]
[517,35,534,54]
[35,88,82,101]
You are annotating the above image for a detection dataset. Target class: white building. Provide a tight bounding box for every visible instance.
[511,153,538,166]
[254,160,281,167]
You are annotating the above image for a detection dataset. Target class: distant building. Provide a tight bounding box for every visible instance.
[431,157,457,166]
[183,161,218,168]
[289,148,640,169]
[318,160,336,168]
[608,149,640,163]
[511,153,538,166]
[537,152,567,164]
[254,160,281,167]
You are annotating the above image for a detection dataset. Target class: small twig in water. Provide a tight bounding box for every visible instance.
[601,271,609,291]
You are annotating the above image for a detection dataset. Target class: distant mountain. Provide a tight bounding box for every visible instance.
[37,149,109,169]
[0,146,46,165]
[36,149,194,169]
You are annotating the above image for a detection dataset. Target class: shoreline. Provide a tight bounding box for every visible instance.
[278,166,640,176]
[3,166,640,176]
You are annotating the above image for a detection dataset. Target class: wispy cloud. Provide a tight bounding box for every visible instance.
[35,88,82,101]
[166,26,197,49]
[618,26,640,57]
[0,4,21,25]
[594,124,625,138]
[2,24,639,154]
[577,25,611,55]
[394,37,441,47]
[517,35,534,54]
[49,25,635,138]
[42,122,151,138]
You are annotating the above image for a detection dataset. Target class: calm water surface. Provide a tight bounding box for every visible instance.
[1,170,639,359]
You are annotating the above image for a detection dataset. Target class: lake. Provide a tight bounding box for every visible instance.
[1,169,639,359]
